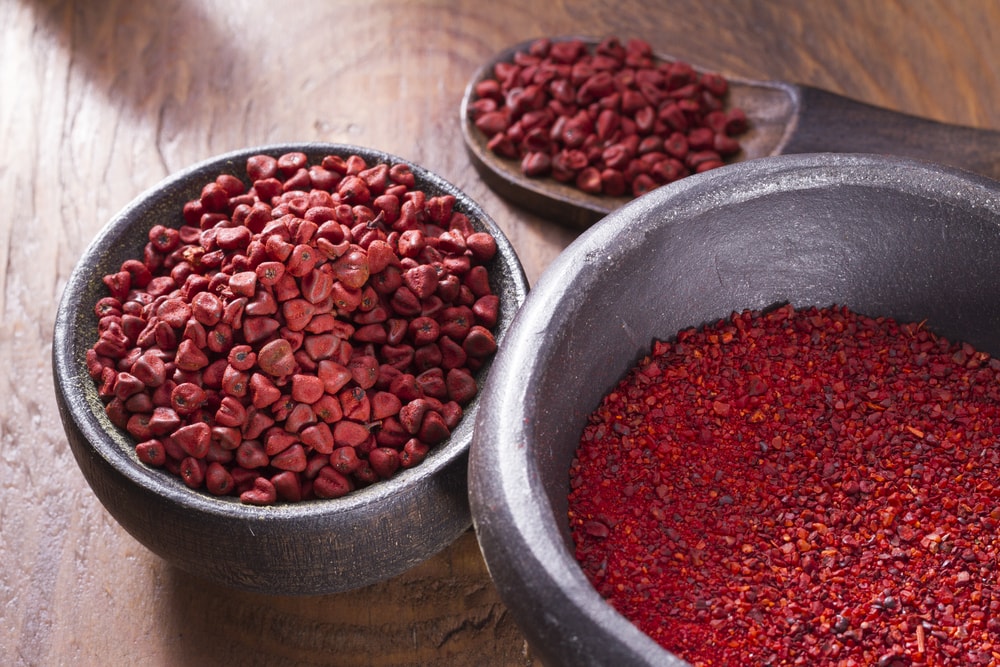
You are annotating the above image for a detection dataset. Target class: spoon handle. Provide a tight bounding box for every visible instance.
[783,86,1000,181]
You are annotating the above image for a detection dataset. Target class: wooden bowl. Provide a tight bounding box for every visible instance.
[52,143,528,596]
[468,153,1000,665]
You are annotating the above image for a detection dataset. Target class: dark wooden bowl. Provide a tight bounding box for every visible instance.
[52,143,528,596]
[468,153,1000,665]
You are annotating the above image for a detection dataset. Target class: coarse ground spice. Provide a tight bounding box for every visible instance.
[88,152,500,504]
[568,304,1000,666]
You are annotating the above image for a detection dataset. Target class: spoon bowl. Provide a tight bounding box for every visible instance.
[462,37,1000,228]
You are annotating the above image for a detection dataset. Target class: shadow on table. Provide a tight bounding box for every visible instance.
[23,0,251,121]
[158,530,537,667]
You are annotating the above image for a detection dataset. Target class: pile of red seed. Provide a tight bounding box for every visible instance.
[469,36,748,199]
[88,151,501,505]
[569,304,1000,666]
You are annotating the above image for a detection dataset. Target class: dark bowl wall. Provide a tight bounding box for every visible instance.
[469,154,1000,666]
[53,143,528,595]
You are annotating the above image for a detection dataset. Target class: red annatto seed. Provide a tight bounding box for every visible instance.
[389,374,422,403]
[631,173,658,197]
[123,392,153,414]
[130,352,167,387]
[248,372,281,409]
[353,461,378,485]
[155,298,191,329]
[330,282,363,312]
[214,395,247,428]
[462,325,497,357]
[211,426,242,451]
[312,394,343,423]
[438,335,468,370]
[201,358,227,389]
[221,365,250,398]
[152,381,176,409]
[407,316,440,347]
[369,447,401,480]
[89,153,502,504]
[347,355,379,390]
[330,446,362,475]
[227,344,256,371]
[338,386,371,422]
[271,444,307,472]
[270,471,302,502]
[401,264,438,300]
[400,438,430,468]
[353,323,387,344]
[374,417,408,449]
[300,266,334,304]
[333,420,370,448]
[413,343,443,373]
[445,368,478,405]
[240,476,278,505]
[125,412,154,440]
[236,440,269,469]
[179,456,206,489]
[171,382,207,415]
[290,374,325,403]
[415,367,448,400]
[399,399,431,435]
[257,338,297,377]
[371,391,403,420]
[418,410,450,444]
[147,406,181,436]
[300,422,334,455]
[313,466,354,499]
[227,271,257,298]
[439,401,462,430]
[262,429,297,457]
[472,294,500,328]
[318,360,353,395]
[286,244,318,277]
[241,316,280,345]
[205,462,234,496]
[206,442,236,466]
[439,306,475,340]
[172,422,211,458]
[281,299,316,331]
[135,439,167,467]
[181,319,207,349]
[283,402,316,433]
[255,261,285,286]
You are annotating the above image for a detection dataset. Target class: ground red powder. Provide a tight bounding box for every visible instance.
[568,304,1000,666]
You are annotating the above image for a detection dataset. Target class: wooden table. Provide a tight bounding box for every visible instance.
[3,1,997,665]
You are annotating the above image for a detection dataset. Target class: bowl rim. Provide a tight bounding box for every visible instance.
[468,152,1000,665]
[53,142,529,592]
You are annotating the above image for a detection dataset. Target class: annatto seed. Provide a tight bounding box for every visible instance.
[471,36,748,199]
[89,153,502,504]
[569,304,1000,665]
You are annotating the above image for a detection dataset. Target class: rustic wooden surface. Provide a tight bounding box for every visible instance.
[2,1,998,665]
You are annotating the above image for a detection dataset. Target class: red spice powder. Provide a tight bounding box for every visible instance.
[568,304,1000,666]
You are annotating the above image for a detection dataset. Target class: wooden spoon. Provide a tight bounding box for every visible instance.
[461,39,1000,229]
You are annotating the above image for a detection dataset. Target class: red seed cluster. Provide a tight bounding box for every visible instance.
[569,304,1000,665]
[469,36,748,199]
[88,152,501,505]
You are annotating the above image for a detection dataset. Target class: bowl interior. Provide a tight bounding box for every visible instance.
[470,153,1000,665]
[53,142,528,594]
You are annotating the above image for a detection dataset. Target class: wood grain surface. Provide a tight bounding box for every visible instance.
[2,1,997,665]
